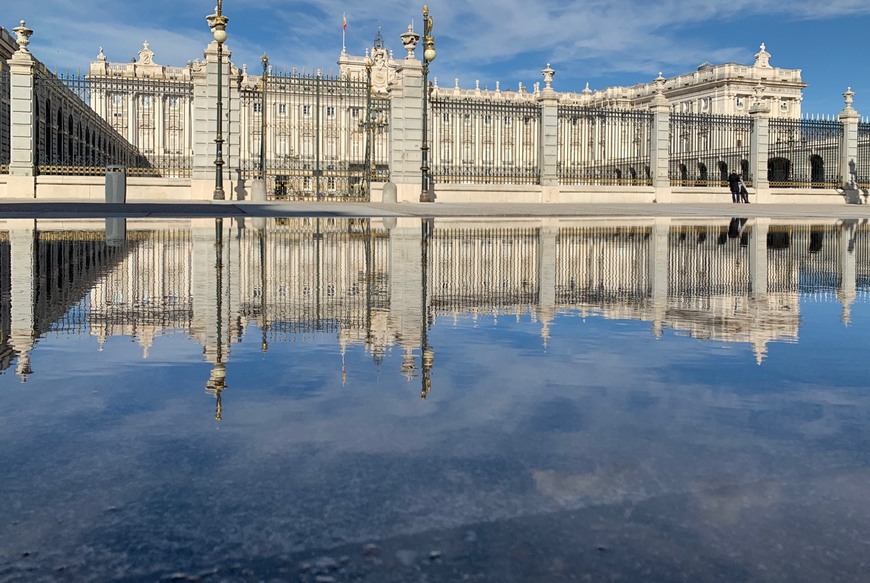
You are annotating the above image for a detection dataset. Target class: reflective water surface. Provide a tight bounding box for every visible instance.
[1,216,870,582]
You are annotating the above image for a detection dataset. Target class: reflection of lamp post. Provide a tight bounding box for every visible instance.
[420,5,436,202]
[206,218,227,420]
[208,0,229,200]
[420,218,434,398]
[260,53,269,181]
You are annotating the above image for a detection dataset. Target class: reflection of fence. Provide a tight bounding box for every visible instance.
[0,66,9,174]
[236,218,391,335]
[431,98,541,185]
[858,121,870,189]
[558,107,653,186]
[34,68,153,176]
[239,72,389,201]
[556,227,650,306]
[768,117,842,188]
[429,227,540,310]
[669,113,752,187]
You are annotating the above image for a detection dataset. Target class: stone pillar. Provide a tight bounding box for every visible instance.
[838,88,859,197]
[537,223,557,345]
[648,219,670,336]
[749,91,771,201]
[191,41,234,199]
[749,218,769,299]
[538,65,558,200]
[649,74,670,202]
[9,222,35,381]
[389,52,424,202]
[838,220,857,325]
[388,218,424,371]
[7,21,37,198]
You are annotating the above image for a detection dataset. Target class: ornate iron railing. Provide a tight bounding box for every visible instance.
[33,67,152,176]
[0,64,9,174]
[668,113,752,187]
[557,106,653,186]
[857,120,870,189]
[768,117,842,188]
[431,98,541,185]
[239,71,388,201]
[57,70,193,177]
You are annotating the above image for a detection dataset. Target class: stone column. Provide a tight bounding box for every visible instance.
[537,222,557,345]
[648,219,670,336]
[7,21,37,198]
[191,40,234,199]
[749,89,771,201]
[9,222,35,381]
[749,218,769,299]
[538,65,558,201]
[387,217,424,371]
[838,88,860,200]
[838,220,857,325]
[388,34,424,203]
[649,74,670,202]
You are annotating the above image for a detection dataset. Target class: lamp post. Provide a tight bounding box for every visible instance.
[420,5,436,202]
[208,0,229,200]
[260,53,269,182]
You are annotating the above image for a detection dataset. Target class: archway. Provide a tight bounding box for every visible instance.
[810,155,825,187]
[768,157,790,184]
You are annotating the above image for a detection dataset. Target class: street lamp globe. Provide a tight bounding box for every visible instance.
[424,46,436,63]
[213,27,227,43]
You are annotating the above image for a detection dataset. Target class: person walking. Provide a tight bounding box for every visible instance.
[727,171,741,203]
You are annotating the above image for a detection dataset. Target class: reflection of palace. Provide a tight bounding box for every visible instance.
[1,218,868,407]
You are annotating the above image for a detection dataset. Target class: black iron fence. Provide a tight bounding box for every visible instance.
[239,71,389,201]
[430,98,541,185]
[0,65,9,173]
[669,113,752,187]
[768,117,842,188]
[858,120,870,189]
[57,70,193,177]
[558,106,653,186]
[33,67,152,176]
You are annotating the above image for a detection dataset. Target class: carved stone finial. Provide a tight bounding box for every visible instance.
[654,72,666,93]
[844,87,855,109]
[400,22,420,59]
[582,81,592,95]
[542,63,555,90]
[97,46,107,61]
[13,20,33,54]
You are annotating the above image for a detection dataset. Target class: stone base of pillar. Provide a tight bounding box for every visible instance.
[394,182,421,203]
[191,178,239,201]
[4,175,37,198]
[753,187,772,204]
[653,186,672,203]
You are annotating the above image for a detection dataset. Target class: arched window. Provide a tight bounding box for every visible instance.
[768,157,790,184]
[810,155,825,187]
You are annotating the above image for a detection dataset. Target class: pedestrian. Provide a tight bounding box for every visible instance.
[727,171,741,203]
[738,175,749,203]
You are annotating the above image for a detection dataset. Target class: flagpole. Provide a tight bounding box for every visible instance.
[342,12,347,53]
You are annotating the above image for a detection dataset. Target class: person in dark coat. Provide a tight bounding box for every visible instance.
[727,171,741,203]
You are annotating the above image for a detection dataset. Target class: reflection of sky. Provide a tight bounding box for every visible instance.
[1,300,870,579]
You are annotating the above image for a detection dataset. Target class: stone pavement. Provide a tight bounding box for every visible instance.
[2,199,870,220]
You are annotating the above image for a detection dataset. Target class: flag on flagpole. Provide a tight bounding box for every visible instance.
[343,13,347,31]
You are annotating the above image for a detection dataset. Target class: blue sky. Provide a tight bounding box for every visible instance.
[7,0,870,115]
